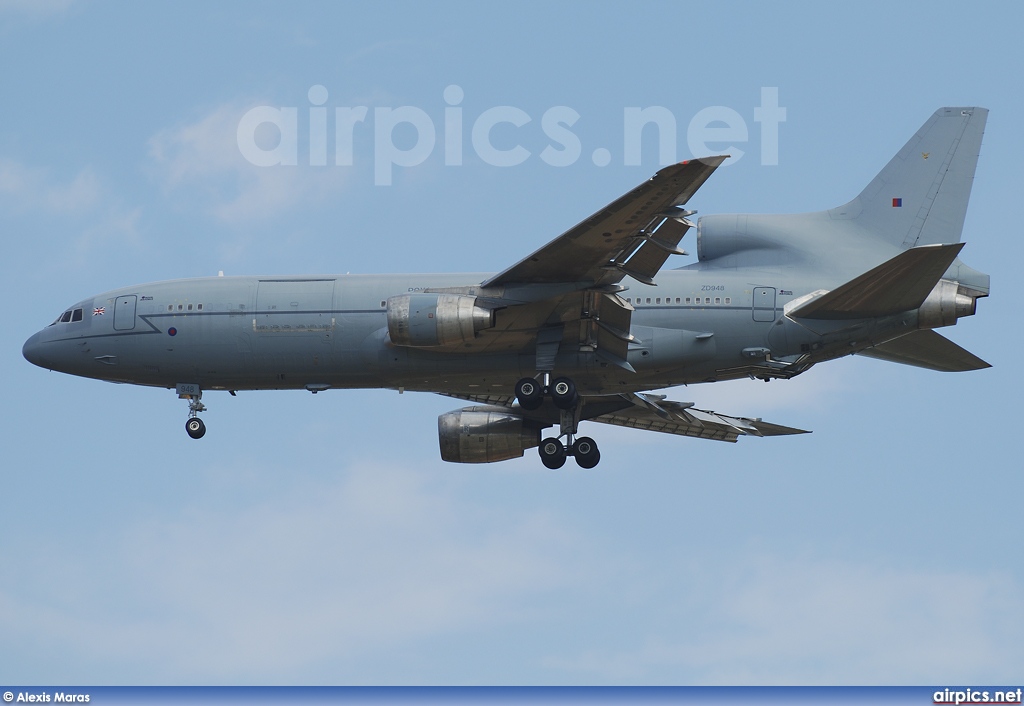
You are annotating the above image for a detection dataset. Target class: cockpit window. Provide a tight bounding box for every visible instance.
[50,308,83,325]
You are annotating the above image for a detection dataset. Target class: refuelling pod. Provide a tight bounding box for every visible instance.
[438,407,541,463]
[387,293,493,347]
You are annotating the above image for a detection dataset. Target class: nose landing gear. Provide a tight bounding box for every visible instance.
[177,383,207,439]
[185,416,206,439]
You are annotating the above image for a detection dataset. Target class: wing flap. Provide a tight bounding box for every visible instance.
[588,393,809,443]
[617,215,694,279]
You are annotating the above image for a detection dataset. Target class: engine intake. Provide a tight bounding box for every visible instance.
[387,294,493,347]
[438,408,540,463]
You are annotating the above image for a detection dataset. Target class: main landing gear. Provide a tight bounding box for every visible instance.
[516,376,601,469]
[538,434,601,470]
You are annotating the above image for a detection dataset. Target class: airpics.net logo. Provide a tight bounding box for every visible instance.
[236,86,787,185]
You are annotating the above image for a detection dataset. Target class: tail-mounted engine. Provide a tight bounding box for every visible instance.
[918,279,978,329]
[387,294,494,347]
[438,407,540,463]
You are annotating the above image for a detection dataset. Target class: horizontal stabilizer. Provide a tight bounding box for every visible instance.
[858,330,990,372]
[790,243,964,320]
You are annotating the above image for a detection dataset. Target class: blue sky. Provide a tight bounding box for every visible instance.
[2,0,1022,685]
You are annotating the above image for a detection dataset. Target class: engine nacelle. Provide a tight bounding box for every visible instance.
[438,408,540,463]
[387,293,493,347]
[696,214,792,263]
[918,279,977,329]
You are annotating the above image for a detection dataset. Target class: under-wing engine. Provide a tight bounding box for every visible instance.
[438,407,540,463]
[387,294,493,347]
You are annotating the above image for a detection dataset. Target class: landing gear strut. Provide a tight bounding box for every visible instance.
[517,375,600,469]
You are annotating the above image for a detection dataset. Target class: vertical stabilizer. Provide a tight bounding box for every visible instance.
[829,107,987,248]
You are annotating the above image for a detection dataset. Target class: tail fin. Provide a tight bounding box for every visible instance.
[829,107,988,249]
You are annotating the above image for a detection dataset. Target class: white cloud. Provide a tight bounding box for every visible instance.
[547,554,1024,683]
[0,461,584,682]
[0,157,141,255]
[2,453,1022,685]
[0,158,101,213]
[149,102,351,225]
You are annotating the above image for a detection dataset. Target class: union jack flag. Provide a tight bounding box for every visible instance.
[93,307,105,316]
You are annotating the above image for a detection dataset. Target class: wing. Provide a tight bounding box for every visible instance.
[441,158,726,370]
[481,157,727,288]
[441,392,809,443]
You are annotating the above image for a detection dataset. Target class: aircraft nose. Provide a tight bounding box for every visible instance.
[22,330,50,369]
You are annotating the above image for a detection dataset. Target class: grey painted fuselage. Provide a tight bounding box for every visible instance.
[20,249,975,397]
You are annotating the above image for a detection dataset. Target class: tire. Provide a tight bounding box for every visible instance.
[572,436,600,469]
[515,377,544,410]
[550,377,578,410]
[538,437,566,469]
[185,417,206,439]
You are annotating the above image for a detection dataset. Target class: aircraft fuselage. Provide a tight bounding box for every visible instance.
[22,265,923,397]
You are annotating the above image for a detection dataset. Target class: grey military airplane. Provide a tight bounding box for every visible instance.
[23,107,989,469]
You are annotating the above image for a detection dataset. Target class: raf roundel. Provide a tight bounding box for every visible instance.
[167,327,177,337]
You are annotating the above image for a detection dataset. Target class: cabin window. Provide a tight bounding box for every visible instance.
[187,304,193,311]
[178,304,183,311]
[645,298,651,304]
[705,297,711,304]
[197,303,203,311]
[685,297,691,304]
[380,300,386,308]
[715,297,721,305]
[725,297,731,304]
[656,297,661,304]
[167,305,173,311]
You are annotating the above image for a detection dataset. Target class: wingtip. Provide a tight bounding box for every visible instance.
[680,155,730,167]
